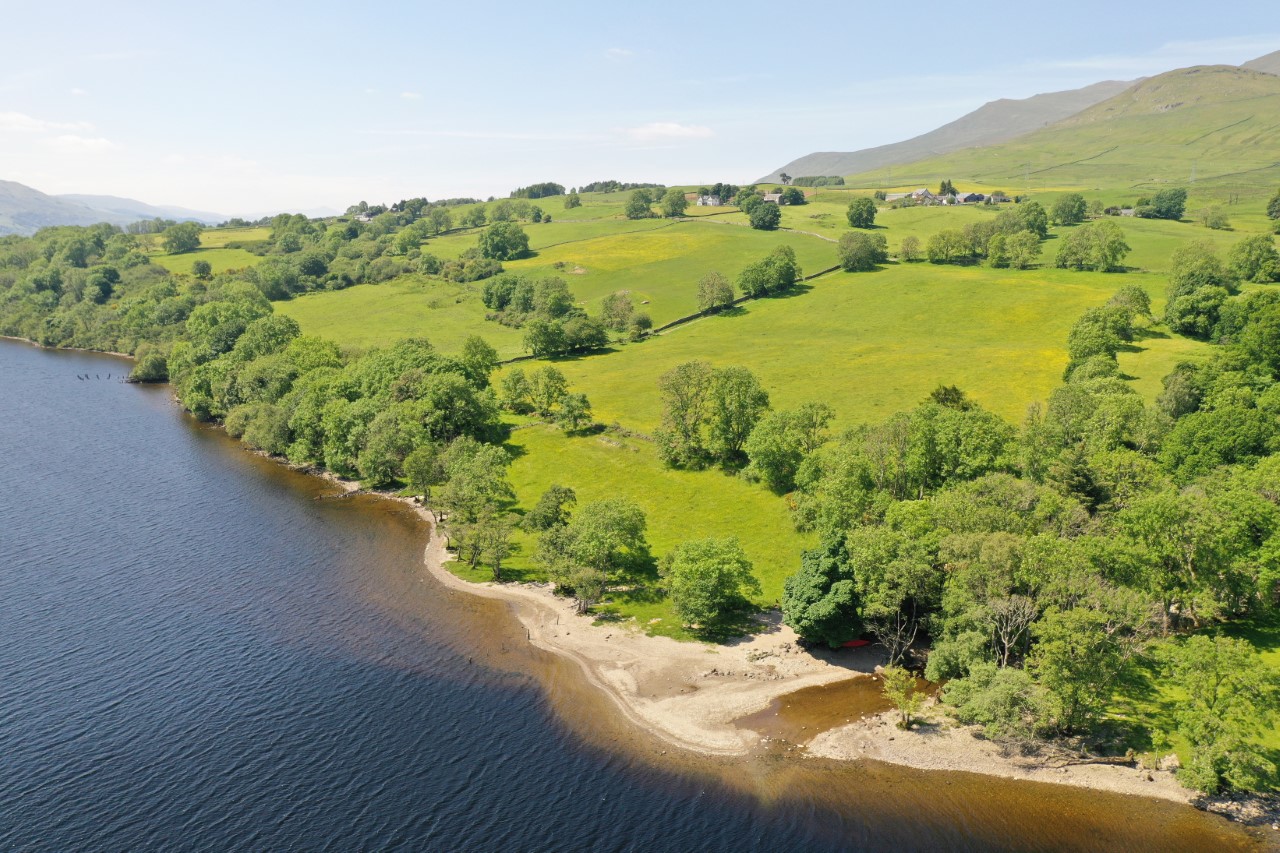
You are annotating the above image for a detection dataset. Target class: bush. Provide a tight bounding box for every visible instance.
[1135,187,1187,220]
[942,662,1042,741]
[737,246,800,297]
[1198,206,1231,230]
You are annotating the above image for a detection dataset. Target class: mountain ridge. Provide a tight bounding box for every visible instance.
[758,49,1280,186]
[755,79,1133,184]
[838,64,1280,196]
[0,180,226,236]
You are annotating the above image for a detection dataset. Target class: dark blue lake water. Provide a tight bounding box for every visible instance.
[0,341,1259,852]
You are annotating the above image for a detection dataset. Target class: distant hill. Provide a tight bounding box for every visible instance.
[0,180,226,236]
[58,194,226,227]
[755,80,1133,184]
[0,181,109,235]
[1243,50,1280,76]
[839,65,1280,198]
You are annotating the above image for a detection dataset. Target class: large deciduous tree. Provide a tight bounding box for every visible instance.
[477,222,530,260]
[661,537,760,634]
[782,535,863,648]
[838,231,888,271]
[660,188,689,218]
[162,222,203,254]
[846,197,877,229]
[655,360,714,467]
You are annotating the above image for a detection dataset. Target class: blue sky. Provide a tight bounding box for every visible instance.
[1,1,1276,216]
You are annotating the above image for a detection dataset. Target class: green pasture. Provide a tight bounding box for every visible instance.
[511,263,1204,434]
[146,225,269,275]
[423,217,673,261]
[497,219,837,325]
[150,245,262,275]
[288,219,840,346]
[446,420,815,638]
[277,274,525,356]
[723,195,1273,275]
[199,226,270,247]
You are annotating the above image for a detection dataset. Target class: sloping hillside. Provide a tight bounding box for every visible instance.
[841,65,1280,198]
[756,80,1132,183]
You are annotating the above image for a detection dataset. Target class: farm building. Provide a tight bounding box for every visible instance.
[763,192,784,204]
[696,195,723,206]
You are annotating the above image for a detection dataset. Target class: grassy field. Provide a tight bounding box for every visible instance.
[517,262,1204,434]
[199,226,270,247]
[285,218,841,350]
[712,194,1272,274]
[496,219,837,325]
[445,420,815,639]
[148,226,267,275]
[422,217,674,261]
[278,274,526,356]
[150,246,262,275]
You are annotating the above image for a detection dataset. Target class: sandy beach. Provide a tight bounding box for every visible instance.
[338,478,1201,807]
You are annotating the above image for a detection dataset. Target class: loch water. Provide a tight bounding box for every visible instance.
[0,340,1261,852]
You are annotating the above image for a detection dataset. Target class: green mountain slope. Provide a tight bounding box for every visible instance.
[842,65,1280,198]
[756,79,1132,184]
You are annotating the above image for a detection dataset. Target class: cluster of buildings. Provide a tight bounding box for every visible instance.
[885,188,1010,205]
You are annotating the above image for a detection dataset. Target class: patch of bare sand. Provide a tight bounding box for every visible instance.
[406,501,876,754]
[808,707,1193,804]
[334,482,1203,807]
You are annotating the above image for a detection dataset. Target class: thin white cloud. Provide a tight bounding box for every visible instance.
[0,111,92,133]
[604,47,633,60]
[69,87,87,96]
[625,122,714,142]
[52,135,114,151]
[400,91,422,100]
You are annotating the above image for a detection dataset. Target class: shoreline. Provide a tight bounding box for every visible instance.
[2,337,1264,826]
[317,474,1215,807]
[0,335,134,360]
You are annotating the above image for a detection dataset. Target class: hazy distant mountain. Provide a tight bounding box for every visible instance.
[58,194,226,227]
[756,79,1133,184]
[0,180,226,236]
[1243,50,1280,76]
[0,181,107,235]
[839,64,1280,195]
